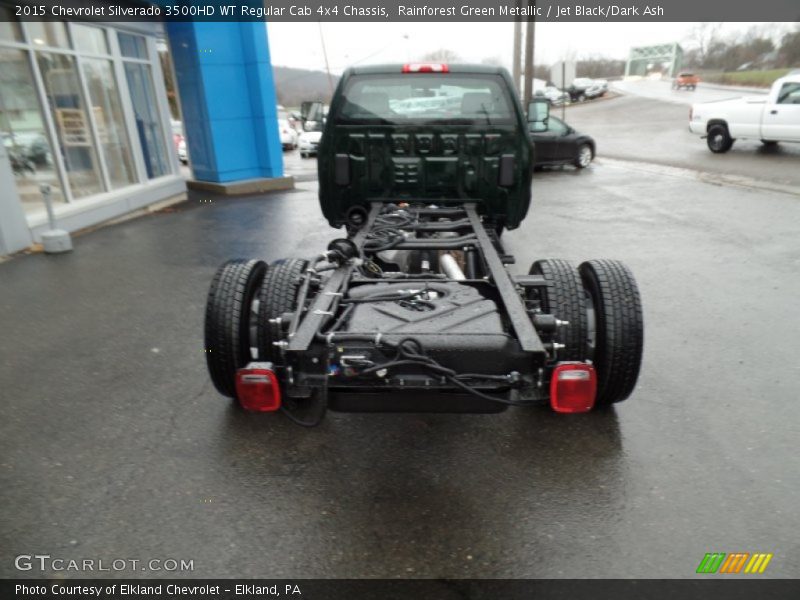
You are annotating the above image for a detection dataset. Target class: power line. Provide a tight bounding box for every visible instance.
[317,22,335,95]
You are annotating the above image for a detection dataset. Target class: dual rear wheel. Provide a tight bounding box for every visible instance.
[204,255,643,410]
[204,258,307,404]
[529,258,643,406]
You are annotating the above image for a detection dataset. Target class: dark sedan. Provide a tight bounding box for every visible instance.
[530,115,596,169]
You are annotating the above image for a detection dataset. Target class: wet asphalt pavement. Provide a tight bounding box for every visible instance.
[612,79,767,106]
[2,115,800,580]
[563,81,800,193]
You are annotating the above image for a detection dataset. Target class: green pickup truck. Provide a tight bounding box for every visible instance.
[204,63,643,425]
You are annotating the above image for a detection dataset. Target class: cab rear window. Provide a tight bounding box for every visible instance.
[336,73,515,124]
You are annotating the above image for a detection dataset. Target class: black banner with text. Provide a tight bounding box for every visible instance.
[2,0,800,22]
[4,579,800,600]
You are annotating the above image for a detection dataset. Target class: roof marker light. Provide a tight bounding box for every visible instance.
[402,63,450,73]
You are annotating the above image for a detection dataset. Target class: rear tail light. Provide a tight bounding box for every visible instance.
[402,63,449,73]
[550,362,596,413]
[235,363,281,412]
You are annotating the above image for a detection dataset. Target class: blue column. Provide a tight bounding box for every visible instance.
[166,22,283,183]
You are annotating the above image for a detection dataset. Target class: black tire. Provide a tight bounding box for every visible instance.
[529,259,588,362]
[575,144,593,169]
[707,124,733,153]
[205,259,268,398]
[257,258,309,363]
[579,260,643,407]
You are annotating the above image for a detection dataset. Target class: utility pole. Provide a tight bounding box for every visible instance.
[523,8,535,105]
[512,19,522,96]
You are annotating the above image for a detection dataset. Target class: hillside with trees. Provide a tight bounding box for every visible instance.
[272,66,338,107]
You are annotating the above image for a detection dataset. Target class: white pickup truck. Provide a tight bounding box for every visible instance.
[689,73,800,153]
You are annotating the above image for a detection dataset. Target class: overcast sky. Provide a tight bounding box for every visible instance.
[266,22,785,73]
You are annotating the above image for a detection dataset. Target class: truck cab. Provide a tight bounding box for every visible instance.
[317,64,534,232]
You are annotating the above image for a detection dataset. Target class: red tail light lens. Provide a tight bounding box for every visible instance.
[402,63,449,73]
[235,363,281,412]
[550,363,596,413]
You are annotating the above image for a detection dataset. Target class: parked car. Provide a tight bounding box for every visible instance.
[298,130,322,158]
[278,119,298,150]
[287,112,302,132]
[566,77,596,102]
[535,86,568,106]
[673,72,700,90]
[170,119,184,157]
[689,73,800,152]
[530,113,596,168]
[8,147,36,176]
[4,131,51,167]
[177,138,187,164]
[584,82,606,99]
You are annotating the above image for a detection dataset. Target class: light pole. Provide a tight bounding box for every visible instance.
[513,20,522,96]
[523,12,535,105]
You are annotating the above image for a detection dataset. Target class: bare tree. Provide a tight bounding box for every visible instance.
[686,23,722,66]
[481,55,504,67]
[420,48,461,62]
[778,27,800,68]
[576,55,626,78]
[532,64,551,81]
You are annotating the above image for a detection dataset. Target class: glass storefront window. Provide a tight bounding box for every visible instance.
[124,62,169,179]
[82,58,136,188]
[118,33,148,59]
[0,48,66,214]
[2,22,177,227]
[0,8,22,41]
[72,25,109,56]
[26,22,71,49]
[36,52,104,197]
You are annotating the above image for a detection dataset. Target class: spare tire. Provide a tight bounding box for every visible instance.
[205,259,267,398]
[579,259,643,406]
[528,259,588,362]
[257,258,309,363]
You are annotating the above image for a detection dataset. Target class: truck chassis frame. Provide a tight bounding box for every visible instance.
[205,201,643,424]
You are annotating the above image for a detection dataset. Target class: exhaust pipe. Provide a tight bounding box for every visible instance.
[440,253,465,280]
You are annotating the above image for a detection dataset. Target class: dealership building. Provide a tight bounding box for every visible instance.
[0,10,285,255]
